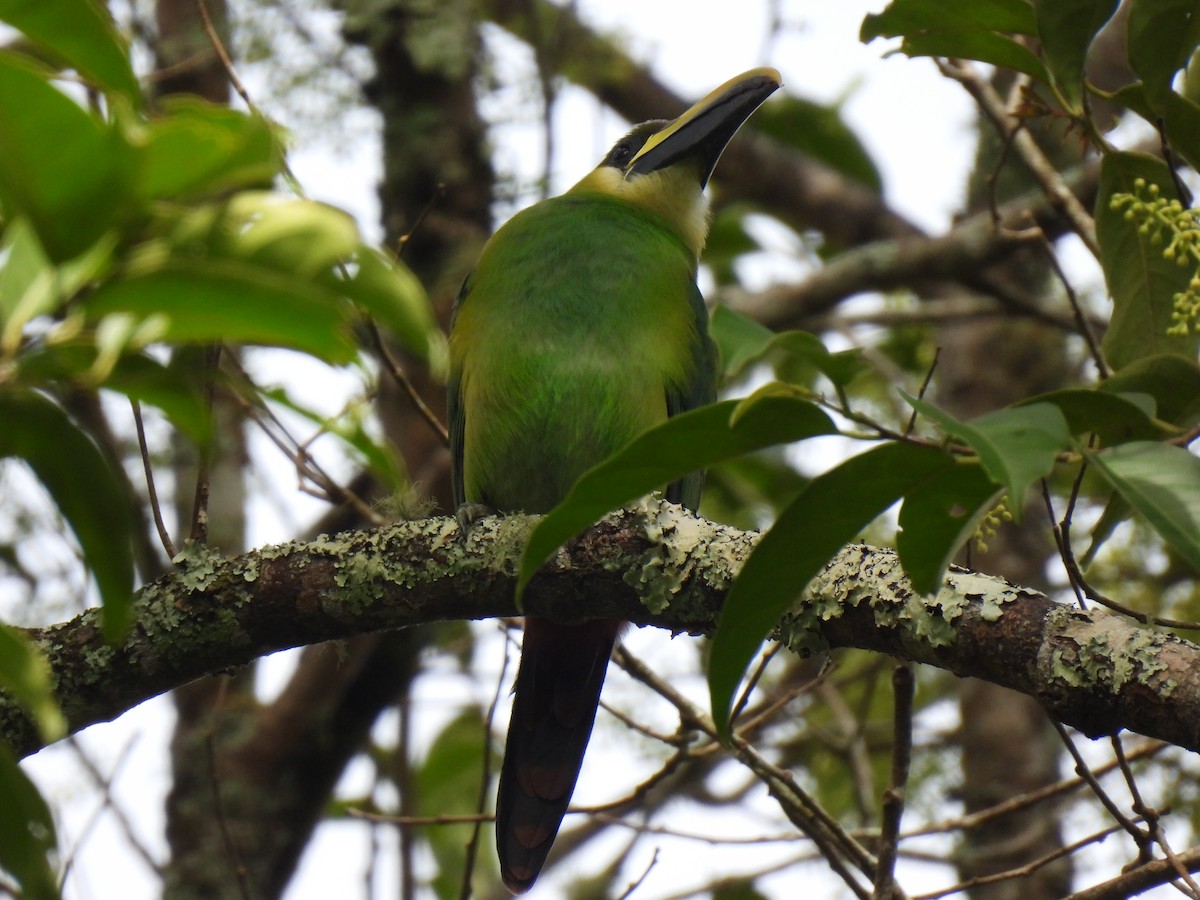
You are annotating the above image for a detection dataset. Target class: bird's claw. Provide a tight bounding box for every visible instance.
[455,502,496,536]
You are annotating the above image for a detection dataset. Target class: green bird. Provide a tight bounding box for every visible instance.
[448,67,781,894]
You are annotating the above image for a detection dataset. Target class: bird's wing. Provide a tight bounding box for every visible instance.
[447,272,473,511]
[665,281,719,511]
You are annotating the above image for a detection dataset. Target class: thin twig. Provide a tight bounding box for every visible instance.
[912,821,1135,900]
[729,643,781,726]
[194,0,302,193]
[66,736,162,875]
[1037,232,1109,378]
[903,347,940,438]
[615,848,659,900]
[189,345,222,544]
[612,646,891,900]
[131,399,178,560]
[937,58,1100,258]
[366,319,449,446]
[459,622,512,900]
[873,664,914,899]
[1051,720,1147,848]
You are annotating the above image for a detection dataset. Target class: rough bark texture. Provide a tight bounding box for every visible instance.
[7,509,1200,764]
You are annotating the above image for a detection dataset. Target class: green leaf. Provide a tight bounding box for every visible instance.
[216,194,360,278]
[861,0,1038,40]
[104,354,213,444]
[85,261,359,363]
[1017,388,1162,444]
[0,217,53,331]
[1127,0,1200,110]
[710,303,777,380]
[1081,490,1130,569]
[341,247,444,369]
[754,95,882,193]
[1185,47,1200,105]
[1162,90,1200,173]
[771,331,869,392]
[517,393,838,595]
[709,441,958,735]
[1034,0,1119,111]
[904,395,1070,513]
[416,709,495,895]
[1101,353,1200,427]
[897,461,1003,594]
[0,52,133,261]
[0,390,133,639]
[899,29,1051,82]
[0,626,64,743]
[133,99,281,200]
[862,0,1048,81]
[1095,152,1198,370]
[1088,441,1200,573]
[0,0,139,101]
[0,741,58,900]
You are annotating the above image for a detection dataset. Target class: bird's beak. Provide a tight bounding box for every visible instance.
[625,67,782,187]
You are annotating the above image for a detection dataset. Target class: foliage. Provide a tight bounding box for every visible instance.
[0,1,441,893]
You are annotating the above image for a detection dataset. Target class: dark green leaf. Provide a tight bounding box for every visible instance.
[1162,90,1200,173]
[1081,490,1130,568]
[341,247,442,366]
[754,95,882,193]
[905,395,1070,513]
[1017,388,1162,444]
[0,741,57,899]
[0,390,133,638]
[1034,0,1119,110]
[1088,441,1200,573]
[710,303,777,380]
[134,100,281,200]
[0,52,132,261]
[771,331,869,391]
[0,625,64,742]
[105,354,213,444]
[1127,0,1200,110]
[0,0,139,101]
[897,461,1002,594]
[862,0,1038,40]
[85,261,358,363]
[709,441,959,734]
[900,30,1050,82]
[518,393,838,594]
[1095,152,1198,370]
[1101,353,1200,427]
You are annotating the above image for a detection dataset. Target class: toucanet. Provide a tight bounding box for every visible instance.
[447,67,781,894]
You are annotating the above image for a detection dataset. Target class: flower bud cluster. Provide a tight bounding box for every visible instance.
[1109,178,1200,335]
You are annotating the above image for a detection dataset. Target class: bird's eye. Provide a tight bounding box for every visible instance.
[609,142,633,167]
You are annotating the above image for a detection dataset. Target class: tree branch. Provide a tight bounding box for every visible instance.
[6,504,1199,761]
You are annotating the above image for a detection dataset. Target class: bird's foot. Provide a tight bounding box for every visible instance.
[455,502,496,536]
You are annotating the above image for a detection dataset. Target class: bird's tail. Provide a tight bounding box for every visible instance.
[496,616,620,894]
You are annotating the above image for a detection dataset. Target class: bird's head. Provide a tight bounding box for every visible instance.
[570,67,781,258]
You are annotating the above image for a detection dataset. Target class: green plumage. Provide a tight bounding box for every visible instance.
[449,191,716,514]
[447,67,780,894]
